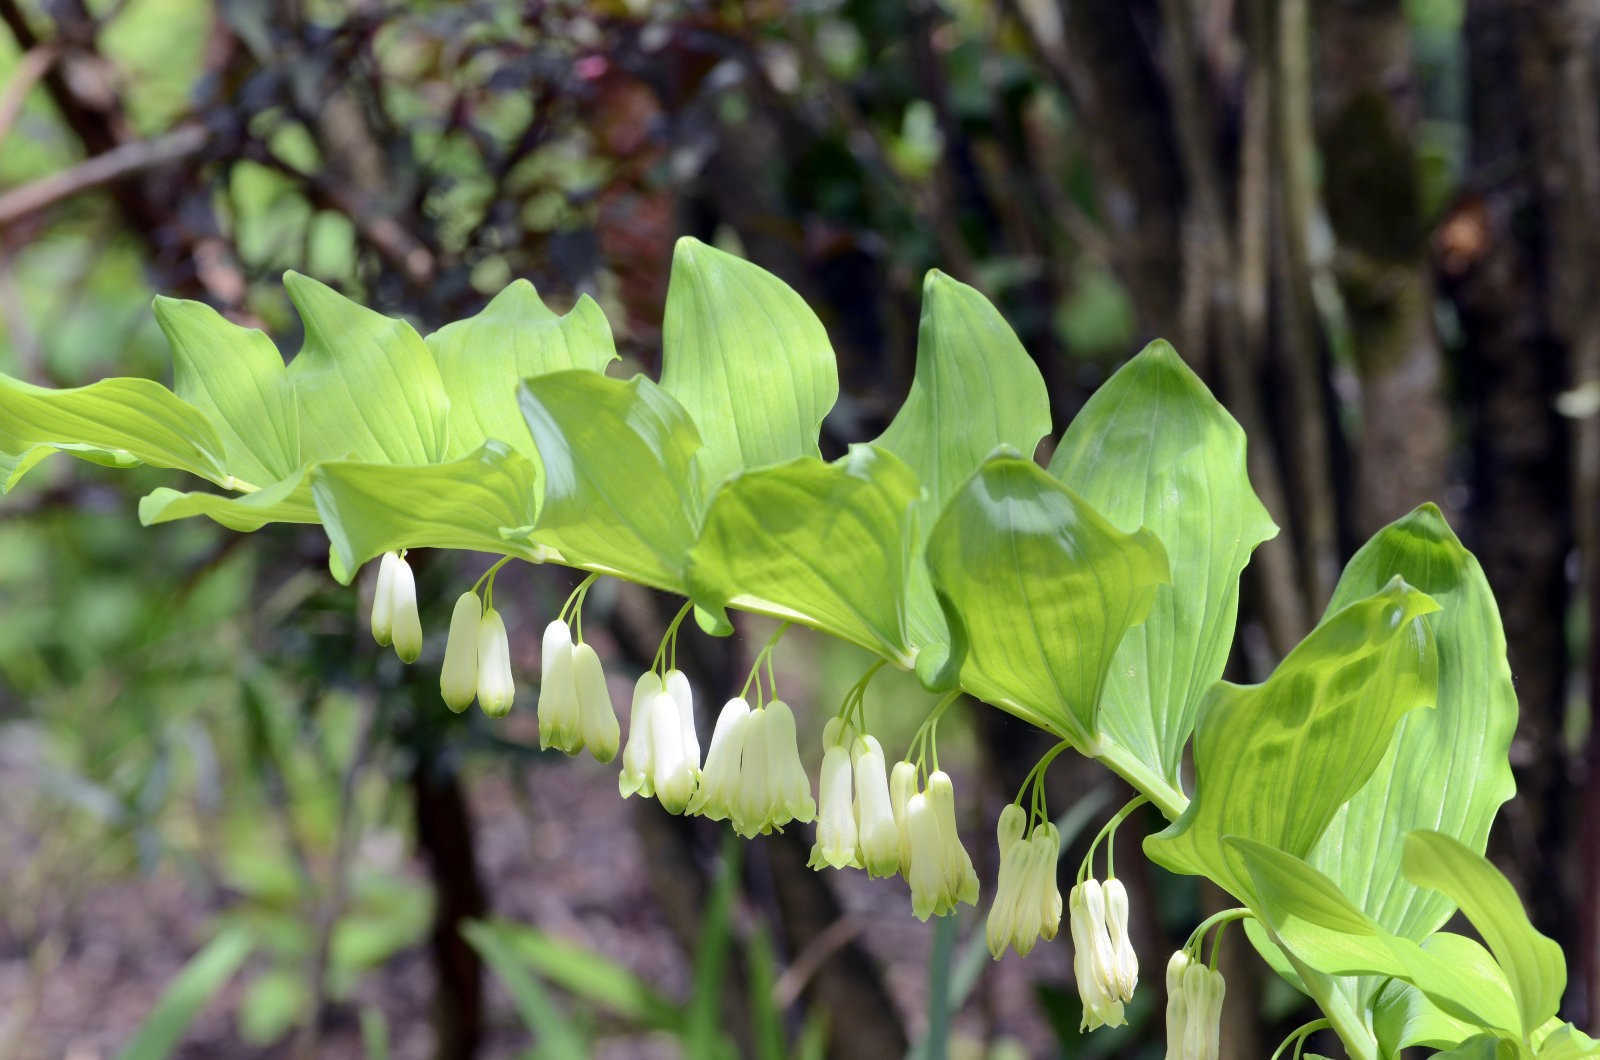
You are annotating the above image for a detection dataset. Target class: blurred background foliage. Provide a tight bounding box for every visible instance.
[0,0,1596,1057]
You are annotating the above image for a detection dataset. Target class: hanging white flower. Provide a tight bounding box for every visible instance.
[619,672,664,799]
[851,735,900,878]
[475,607,515,717]
[889,759,919,875]
[687,697,752,821]
[1070,879,1127,1031]
[1103,877,1139,1000]
[571,642,620,763]
[808,718,859,870]
[370,551,422,663]
[731,700,815,837]
[986,809,1062,958]
[537,619,581,752]
[439,590,481,712]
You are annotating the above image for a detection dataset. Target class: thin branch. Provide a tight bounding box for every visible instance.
[0,122,207,227]
[0,44,57,143]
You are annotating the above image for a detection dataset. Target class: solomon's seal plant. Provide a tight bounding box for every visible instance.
[0,237,1589,1058]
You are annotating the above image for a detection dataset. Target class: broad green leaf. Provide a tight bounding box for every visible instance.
[312,441,544,583]
[427,280,617,459]
[462,921,590,1060]
[116,925,255,1060]
[461,918,682,1032]
[282,271,450,464]
[1309,504,1517,943]
[153,295,299,484]
[874,270,1051,515]
[685,444,933,665]
[660,237,837,489]
[1538,1026,1600,1058]
[140,470,321,531]
[925,453,1169,741]
[1404,830,1566,1034]
[0,374,229,490]
[1144,577,1439,898]
[1049,340,1276,782]
[514,371,703,592]
[1374,942,1513,1051]
[1431,1037,1521,1060]
[1229,838,1521,1037]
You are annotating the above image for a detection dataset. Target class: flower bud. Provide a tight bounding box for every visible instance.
[475,607,515,717]
[572,642,620,763]
[851,736,900,878]
[439,591,481,712]
[1164,951,1191,1060]
[764,700,816,829]
[370,553,397,647]
[1180,962,1225,1060]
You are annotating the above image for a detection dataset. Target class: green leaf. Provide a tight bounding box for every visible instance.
[460,918,682,1032]
[282,271,450,464]
[1431,1035,1522,1060]
[1374,944,1513,1051]
[874,270,1051,516]
[1049,340,1276,783]
[139,470,321,531]
[660,237,837,489]
[686,445,932,664]
[427,280,618,460]
[1228,838,1521,1038]
[462,920,590,1060]
[153,295,300,485]
[312,441,544,583]
[1403,830,1566,1035]
[0,373,229,491]
[1538,1025,1600,1058]
[513,371,703,591]
[116,925,255,1060]
[1144,577,1439,898]
[924,453,1169,740]
[1308,504,1517,942]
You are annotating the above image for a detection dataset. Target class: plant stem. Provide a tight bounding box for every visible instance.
[1090,733,1189,821]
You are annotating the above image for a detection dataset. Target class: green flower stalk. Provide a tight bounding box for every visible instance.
[440,590,482,712]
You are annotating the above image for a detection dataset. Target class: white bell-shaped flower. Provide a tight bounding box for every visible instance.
[1070,880,1127,1031]
[986,804,1031,957]
[1103,877,1139,1000]
[1179,960,1225,1060]
[687,697,751,820]
[663,669,700,768]
[731,700,815,837]
[852,735,900,878]
[1032,824,1064,942]
[647,686,696,814]
[1164,951,1192,1060]
[371,552,422,662]
[927,771,980,909]
[537,620,581,752]
[619,672,663,798]
[439,591,481,712]
[889,759,919,875]
[572,642,620,763]
[905,791,947,921]
[475,607,515,717]
[808,719,859,870]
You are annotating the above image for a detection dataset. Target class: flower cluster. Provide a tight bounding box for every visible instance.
[985,804,1062,958]
[370,552,422,663]
[438,590,516,716]
[1069,877,1139,1030]
[807,720,900,875]
[687,696,815,834]
[900,769,981,920]
[535,619,620,761]
[619,669,702,813]
[1164,950,1225,1060]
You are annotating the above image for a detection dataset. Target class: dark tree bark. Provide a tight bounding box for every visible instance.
[412,755,488,1060]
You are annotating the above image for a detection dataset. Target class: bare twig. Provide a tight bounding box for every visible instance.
[0,44,58,143]
[0,121,207,227]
